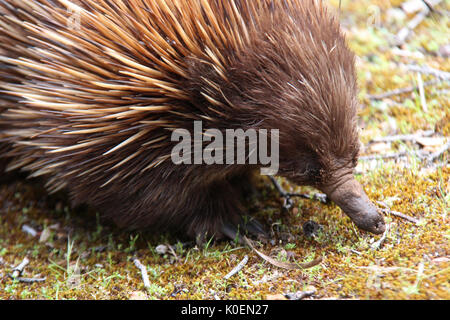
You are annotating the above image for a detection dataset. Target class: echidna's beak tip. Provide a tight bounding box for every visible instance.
[355,206,386,234]
[321,176,386,235]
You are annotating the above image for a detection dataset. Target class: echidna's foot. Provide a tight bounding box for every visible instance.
[221,217,268,244]
[269,176,329,209]
[268,176,294,209]
[242,217,267,238]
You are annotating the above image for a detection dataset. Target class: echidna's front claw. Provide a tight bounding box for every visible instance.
[221,217,268,244]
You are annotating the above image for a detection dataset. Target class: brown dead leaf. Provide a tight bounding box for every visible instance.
[244,236,322,270]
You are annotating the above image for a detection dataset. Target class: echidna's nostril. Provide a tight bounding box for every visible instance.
[373,218,386,234]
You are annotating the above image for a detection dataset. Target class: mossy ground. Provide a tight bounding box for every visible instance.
[0,0,448,300]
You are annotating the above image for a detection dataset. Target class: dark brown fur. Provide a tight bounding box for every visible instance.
[0,0,385,238]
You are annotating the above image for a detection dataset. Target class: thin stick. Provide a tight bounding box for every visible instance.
[9,276,46,283]
[359,151,408,161]
[9,257,47,283]
[350,249,362,255]
[417,73,428,112]
[269,176,328,207]
[368,130,434,144]
[287,192,328,204]
[224,255,248,280]
[360,144,448,163]
[268,176,293,209]
[21,225,38,237]
[11,257,30,278]
[380,208,421,224]
[133,258,151,289]
[377,201,421,224]
[394,0,443,46]
[422,0,434,11]
[405,64,450,81]
[367,79,442,100]
[426,140,450,162]
[268,176,287,197]
[371,223,390,250]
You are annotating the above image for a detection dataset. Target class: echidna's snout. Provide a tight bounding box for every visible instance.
[321,175,386,235]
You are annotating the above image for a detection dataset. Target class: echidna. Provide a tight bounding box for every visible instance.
[0,0,385,239]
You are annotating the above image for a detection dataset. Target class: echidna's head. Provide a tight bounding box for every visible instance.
[253,55,385,234]
[240,3,386,234]
[205,2,385,234]
[185,1,385,234]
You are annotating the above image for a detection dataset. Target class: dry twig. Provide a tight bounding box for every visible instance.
[359,151,409,161]
[133,258,151,289]
[405,64,450,81]
[394,0,443,46]
[224,255,249,280]
[9,276,46,283]
[426,140,450,162]
[269,176,294,209]
[417,73,428,112]
[377,201,421,224]
[380,208,421,224]
[8,257,47,283]
[269,176,328,209]
[371,223,390,250]
[368,130,434,144]
[360,141,448,163]
[367,79,442,100]
[21,225,38,237]
[10,257,30,278]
